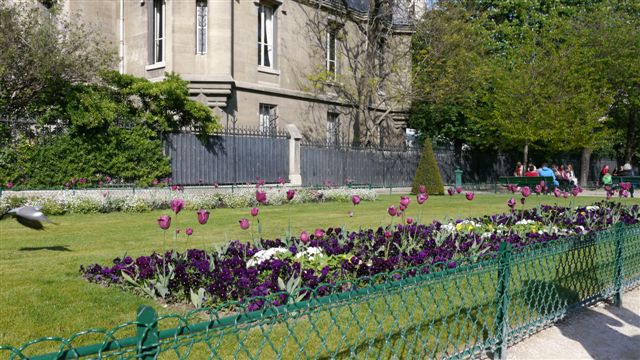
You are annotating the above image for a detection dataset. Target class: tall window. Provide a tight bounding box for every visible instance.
[326,29,337,75]
[327,112,340,146]
[196,0,208,55]
[259,104,278,134]
[257,4,274,68]
[152,0,165,64]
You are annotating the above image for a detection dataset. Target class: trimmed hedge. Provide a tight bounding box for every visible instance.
[411,138,445,195]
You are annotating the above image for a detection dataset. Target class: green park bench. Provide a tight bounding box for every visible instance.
[497,176,555,193]
[612,176,639,197]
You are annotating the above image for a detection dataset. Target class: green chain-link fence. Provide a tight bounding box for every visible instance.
[2,223,638,359]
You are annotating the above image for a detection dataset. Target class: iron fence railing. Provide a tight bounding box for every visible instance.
[1,224,639,359]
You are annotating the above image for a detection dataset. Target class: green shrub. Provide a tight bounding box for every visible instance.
[411,138,445,195]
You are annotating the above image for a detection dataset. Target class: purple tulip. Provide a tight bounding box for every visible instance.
[286,189,295,201]
[251,207,259,217]
[400,196,411,207]
[239,218,250,230]
[170,199,185,214]
[352,195,361,206]
[418,185,426,194]
[520,197,526,205]
[417,193,428,204]
[315,228,325,238]
[465,192,474,201]
[406,217,414,224]
[507,198,516,209]
[277,176,286,185]
[521,186,531,198]
[399,204,407,212]
[185,228,193,236]
[384,231,393,238]
[571,186,580,197]
[256,190,267,204]
[256,178,266,187]
[554,188,561,198]
[534,185,542,194]
[456,187,462,194]
[388,206,398,216]
[447,188,454,196]
[300,231,310,243]
[620,182,632,191]
[563,192,569,199]
[157,215,171,230]
[197,209,210,225]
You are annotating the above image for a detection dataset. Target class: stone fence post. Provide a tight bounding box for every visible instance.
[286,124,302,186]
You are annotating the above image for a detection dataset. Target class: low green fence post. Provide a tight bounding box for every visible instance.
[136,305,159,359]
[494,241,512,360]
[613,223,625,307]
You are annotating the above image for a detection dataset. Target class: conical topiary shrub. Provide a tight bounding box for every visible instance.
[411,138,445,195]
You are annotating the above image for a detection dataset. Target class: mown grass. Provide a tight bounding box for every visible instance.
[0,193,636,358]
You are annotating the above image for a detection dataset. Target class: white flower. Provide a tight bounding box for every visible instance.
[295,247,324,261]
[246,247,289,268]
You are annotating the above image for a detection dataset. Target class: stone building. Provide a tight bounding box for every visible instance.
[55,0,421,145]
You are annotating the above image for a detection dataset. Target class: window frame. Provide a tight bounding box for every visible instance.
[196,0,208,55]
[326,29,337,76]
[326,112,340,146]
[257,4,276,69]
[259,103,278,134]
[152,0,165,65]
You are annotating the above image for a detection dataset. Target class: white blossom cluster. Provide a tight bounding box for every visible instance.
[246,247,290,267]
[0,187,377,215]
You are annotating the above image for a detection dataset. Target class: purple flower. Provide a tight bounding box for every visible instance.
[418,185,427,194]
[256,190,267,204]
[286,189,296,201]
[417,193,428,204]
[456,187,462,194]
[170,199,185,214]
[563,192,569,199]
[5,181,13,189]
[277,176,286,185]
[300,231,309,243]
[406,217,414,224]
[352,195,361,206]
[465,192,474,201]
[534,185,542,194]
[520,197,526,205]
[157,215,171,230]
[554,188,561,198]
[507,198,516,209]
[571,186,580,197]
[186,228,193,236]
[239,218,250,230]
[388,206,398,216]
[197,209,210,225]
[251,207,259,217]
[447,188,454,196]
[521,186,531,198]
[314,228,325,238]
[400,196,411,207]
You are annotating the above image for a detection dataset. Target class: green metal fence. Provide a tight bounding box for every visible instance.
[2,223,639,359]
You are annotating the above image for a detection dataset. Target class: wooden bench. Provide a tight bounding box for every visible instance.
[497,176,556,193]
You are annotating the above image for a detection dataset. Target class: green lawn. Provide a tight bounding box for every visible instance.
[0,193,635,353]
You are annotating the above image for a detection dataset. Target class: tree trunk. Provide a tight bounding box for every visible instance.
[523,141,529,172]
[624,107,638,164]
[580,148,592,187]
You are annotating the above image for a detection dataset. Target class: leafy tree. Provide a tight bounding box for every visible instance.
[411,138,444,195]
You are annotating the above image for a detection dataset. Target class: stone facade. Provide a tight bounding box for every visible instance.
[58,0,418,145]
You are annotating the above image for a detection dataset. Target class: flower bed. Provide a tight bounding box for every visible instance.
[81,201,639,310]
[0,187,376,215]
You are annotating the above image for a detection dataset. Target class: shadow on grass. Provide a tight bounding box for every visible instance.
[19,245,71,252]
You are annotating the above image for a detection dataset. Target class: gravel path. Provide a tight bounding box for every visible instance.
[508,287,640,360]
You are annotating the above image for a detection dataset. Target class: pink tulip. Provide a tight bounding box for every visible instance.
[351,195,361,206]
[417,193,428,204]
[256,190,267,204]
[300,231,310,243]
[418,185,426,194]
[554,188,561,198]
[186,228,193,236]
[256,178,266,187]
[563,192,569,199]
[406,217,413,224]
[534,185,542,194]
[456,187,462,194]
[314,228,325,238]
[239,218,250,230]
[197,209,210,225]
[384,231,393,238]
[399,204,407,211]
[286,189,296,201]
[251,207,259,217]
[157,215,171,230]
[465,192,474,201]
[621,190,630,198]
[277,176,286,185]
[388,206,398,216]
[170,199,185,214]
[521,186,531,198]
[507,198,516,209]
[447,188,454,196]
[571,186,580,197]
[400,196,411,207]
